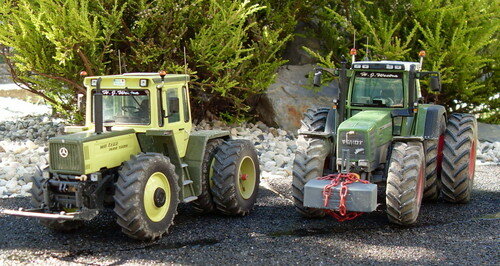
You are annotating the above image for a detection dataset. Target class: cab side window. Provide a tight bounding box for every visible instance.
[167,88,180,123]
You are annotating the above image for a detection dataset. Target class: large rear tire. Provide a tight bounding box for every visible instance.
[423,116,446,201]
[114,153,179,240]
[31,169,84,232]
[386,142,425,225]
[191,138,224,214]
[210,140,260,216]
[299,107,329,132]
[441,113,477,203]
[292,107,332,218]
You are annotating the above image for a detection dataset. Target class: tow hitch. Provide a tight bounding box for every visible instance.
[0,208,98,221]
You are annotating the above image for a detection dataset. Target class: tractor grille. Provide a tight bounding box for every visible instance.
[49,142,83,172]
[338,131,366,160]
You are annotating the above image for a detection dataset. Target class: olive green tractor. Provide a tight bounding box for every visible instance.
[1,72,260,240]
[294,52,477,224]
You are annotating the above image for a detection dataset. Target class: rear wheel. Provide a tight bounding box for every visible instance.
[191,138,224,213]
[210,140,260,216]
[31,169,83,232]
[441,113,477,203]
[299,107,329,132]
[114,153,179,240]
[386,142,425,225]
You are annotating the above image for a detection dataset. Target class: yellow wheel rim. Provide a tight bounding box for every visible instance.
[237,156,256,200]
[143,172,171,222]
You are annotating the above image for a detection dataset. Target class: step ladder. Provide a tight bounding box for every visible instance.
[181,163,197,203]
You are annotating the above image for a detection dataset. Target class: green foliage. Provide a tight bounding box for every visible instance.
[0,0,497,122]
[0,0,296,121]
[303,0,499,116]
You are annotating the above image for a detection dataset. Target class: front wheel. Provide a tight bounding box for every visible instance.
[210,140,260,216]
[114,153,179,240]
[386,142,425,225]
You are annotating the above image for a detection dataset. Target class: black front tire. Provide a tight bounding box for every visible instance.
[386,142,425,225]
[114,153,179,240]
[31,170,84,232]
[292,107,332,218]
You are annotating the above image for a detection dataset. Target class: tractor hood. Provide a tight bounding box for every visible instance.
[49,128,141,175]
[337,110,393,171]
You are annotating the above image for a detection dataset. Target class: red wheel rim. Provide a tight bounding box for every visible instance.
[468,140,476,180]
[437,134,445,175]
[415,162,425,208]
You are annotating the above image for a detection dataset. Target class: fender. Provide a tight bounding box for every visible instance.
[414,105,446,139]
[184,130,230,196]
[297,107,338,139]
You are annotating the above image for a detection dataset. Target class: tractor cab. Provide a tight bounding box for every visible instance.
[348,61,421,110]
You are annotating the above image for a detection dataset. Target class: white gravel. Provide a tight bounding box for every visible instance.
[0,113,498,199]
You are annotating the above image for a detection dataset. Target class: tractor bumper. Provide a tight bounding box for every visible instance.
[303,179,378,212]
[0,208,98,221]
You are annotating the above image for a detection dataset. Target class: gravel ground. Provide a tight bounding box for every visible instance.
[0,165,498,265]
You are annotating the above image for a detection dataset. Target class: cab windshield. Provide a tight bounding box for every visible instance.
[351,71,404,107]
[93,89,150,125]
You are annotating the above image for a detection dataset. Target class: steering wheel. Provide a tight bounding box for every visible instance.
[372,97,395,106]
[121,105,140,112]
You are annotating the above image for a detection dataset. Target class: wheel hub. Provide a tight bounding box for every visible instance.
[154,188,166,207]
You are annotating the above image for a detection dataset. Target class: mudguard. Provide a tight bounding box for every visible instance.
[415,105,447,139]
[184,130,230,196]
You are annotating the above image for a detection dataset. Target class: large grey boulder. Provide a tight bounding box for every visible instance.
[477,122,500,143]
[254,64,338,133]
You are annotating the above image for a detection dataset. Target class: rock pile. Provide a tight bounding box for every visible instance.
[195,120,297,180]
[0,115,65,142]
[0,140,48,197]
[477,141,500,165]
[0,116,499,199]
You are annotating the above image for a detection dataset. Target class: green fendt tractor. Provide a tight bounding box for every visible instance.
[1,72,260,240]
[293,52,477,224]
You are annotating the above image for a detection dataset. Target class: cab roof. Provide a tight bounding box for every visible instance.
[85,73,190,83]
[352,61,421,71]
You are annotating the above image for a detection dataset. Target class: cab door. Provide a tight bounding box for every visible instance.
[164,85,192,157]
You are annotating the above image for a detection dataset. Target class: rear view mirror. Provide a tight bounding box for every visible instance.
[430,76,441,92]
[313,70,322,87]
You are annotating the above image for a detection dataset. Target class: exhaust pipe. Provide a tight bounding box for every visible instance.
[94,77,103,134]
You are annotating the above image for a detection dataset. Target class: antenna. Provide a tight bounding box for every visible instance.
[118,50,122,74]
[183,46,188,83]
[365,36,370,60]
